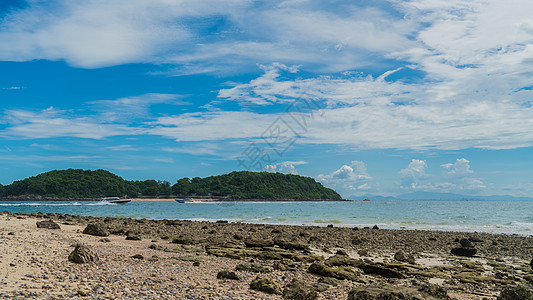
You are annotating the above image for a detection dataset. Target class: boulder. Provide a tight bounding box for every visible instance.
[282,279,318,300]
[82,223,109,237]
[217,270,240,280]
[68,245,99,264]
[459,238,473,248]
[498,285,533,300]
[36,220,60,229]
[308,262,359,281]
[250,276,282,295]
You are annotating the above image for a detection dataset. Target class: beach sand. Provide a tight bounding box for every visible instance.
[1,211,532,299]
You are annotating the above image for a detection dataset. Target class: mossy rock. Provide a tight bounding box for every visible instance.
[250,276,282,295]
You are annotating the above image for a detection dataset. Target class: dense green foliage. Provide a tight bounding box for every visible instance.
[172,171,342,200]
[0,169,341,200]
[0,169,171,198]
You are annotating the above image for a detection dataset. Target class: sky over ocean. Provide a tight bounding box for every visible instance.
[1,0,533,198]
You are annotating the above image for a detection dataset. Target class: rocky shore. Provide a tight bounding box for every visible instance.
[1,211,533,299]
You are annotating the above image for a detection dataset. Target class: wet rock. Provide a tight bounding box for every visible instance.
[82,223,109,237]
[282,279,318,300]
[498,285,533,300]
[68,245,99,264]
[394,250,416,264]
[36,220,61,229]
[250,276,282,295]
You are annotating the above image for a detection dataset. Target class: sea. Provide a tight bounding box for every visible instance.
[1,200,532,235]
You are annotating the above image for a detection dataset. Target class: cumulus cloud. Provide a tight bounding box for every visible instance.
[399,159,427,189]
[263,161,307,175]
[317,161,372,192]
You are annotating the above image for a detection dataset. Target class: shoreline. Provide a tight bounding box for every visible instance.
[1,211,532,299]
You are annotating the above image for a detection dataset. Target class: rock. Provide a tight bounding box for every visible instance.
[372,225,379,230]
[235,263,271,273]
[216,270,240,280]
[317,276,340,286]
[274,239,309,251]
[498,285,533,300]
[348,285,450,300]
[99,238,111,243]
[325,254,361,267]
[82,223,109,237]
[417,284,450,299]
[36,220,60,229]
[451,247,477,257]
[394,250,416,264]
[459,238,473,248]
[530,258,533,270]
[68,245,99,264]
[244,239,274,248]
[131,254,144,260]
[7,232,14,235]
[77,289,88,296]
[126,234,141,241]
[282,279,318,300]
[250,276,282,295]
[358,264,405,279]
[308,263,359,281]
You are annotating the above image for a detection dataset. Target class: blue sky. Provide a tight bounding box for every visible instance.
[1,0,533,198]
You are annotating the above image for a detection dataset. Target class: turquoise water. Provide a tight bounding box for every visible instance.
[1,200,532,235]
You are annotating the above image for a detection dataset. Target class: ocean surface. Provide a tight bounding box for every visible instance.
[1,200,532,235]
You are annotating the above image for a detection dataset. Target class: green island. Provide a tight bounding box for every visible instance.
[0,169,342,201]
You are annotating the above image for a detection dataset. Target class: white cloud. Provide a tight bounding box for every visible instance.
[263,160,307,175]
[399,159,427,189]
[2,107,139,139]
[442,158,473,176]
[318,161,372,192]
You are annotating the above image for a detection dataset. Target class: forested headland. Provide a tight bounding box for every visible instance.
[0,169,342,201]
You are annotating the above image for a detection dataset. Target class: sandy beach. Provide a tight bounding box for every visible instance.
[1,211,532,299]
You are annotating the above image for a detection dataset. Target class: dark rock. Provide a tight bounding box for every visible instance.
[233,234,243,240]
[193,261,200,266]
[530,258,533,270]
[217,270,240,280]
[126,235,141,241]
[98,238,111,243]
[451,247,477,257]
[351,237,363,245]
[498,285,533,300]
[468,237,483,243]
[327,224,334,228]
[7,232,14,235]
[131,254,144,260]
[250,276,282,295]
[171,237,192,244]
[317,276,340,286]
[394,250,416,264]
[459,238,473,248]
[282,279,318,300]
[358,264,405,279]
[68,245,99,264]
[372,225,379,230]
[418,284,450,299]
[335,249,348,256]
[82,223,109,237]
[36,220,60,229]
[216,220,228,223]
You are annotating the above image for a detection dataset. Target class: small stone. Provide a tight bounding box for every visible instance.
[372,225,379,230]
[77,289,88,296]
[131,254,144,260]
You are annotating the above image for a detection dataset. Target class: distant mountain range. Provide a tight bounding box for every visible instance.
[348,191,533,201]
